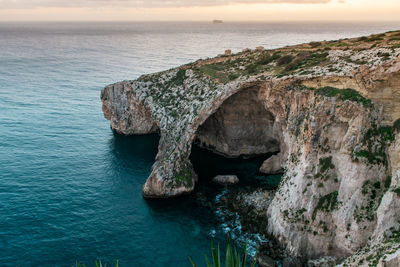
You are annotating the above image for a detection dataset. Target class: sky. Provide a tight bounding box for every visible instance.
[0,0,400,22]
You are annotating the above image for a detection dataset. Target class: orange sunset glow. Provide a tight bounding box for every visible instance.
[0,0,400,21]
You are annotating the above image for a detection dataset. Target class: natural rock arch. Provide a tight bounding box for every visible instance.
[101,38,400,263]
[194,86,281,158]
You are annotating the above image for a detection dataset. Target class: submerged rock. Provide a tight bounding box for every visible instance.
[212,175,239,185]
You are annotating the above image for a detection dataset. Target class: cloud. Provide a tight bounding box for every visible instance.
[0,0,333,9]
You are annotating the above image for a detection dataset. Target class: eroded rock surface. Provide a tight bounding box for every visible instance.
[101,31,400,265]
[259,154,284,174]
[195,87,280,157]
[212,175,240,185]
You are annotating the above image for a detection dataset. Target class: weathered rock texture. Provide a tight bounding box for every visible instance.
[195,87,280,157]
[101,31,400,265]
[212,175,240,185]
[259,154,284,174]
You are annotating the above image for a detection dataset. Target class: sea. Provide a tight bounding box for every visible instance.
[1,21,400,267]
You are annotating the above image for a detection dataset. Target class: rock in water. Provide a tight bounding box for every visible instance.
[212,175,239,185]
[259,154,283,174]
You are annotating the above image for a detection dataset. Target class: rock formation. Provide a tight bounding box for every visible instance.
[212,175,240,185]
[101,31,400,265]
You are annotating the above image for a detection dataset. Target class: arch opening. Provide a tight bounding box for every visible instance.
[190,86,283,188]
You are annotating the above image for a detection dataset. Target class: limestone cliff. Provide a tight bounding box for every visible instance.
[101,31,400,265]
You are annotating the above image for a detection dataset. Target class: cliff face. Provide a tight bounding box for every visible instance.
[101,31,400,264]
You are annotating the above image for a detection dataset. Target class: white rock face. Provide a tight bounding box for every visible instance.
[212,175,239,185]
[101,34,400,264]
[379,249,400,267]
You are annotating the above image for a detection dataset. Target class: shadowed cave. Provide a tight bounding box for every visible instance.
[190,87,283,187]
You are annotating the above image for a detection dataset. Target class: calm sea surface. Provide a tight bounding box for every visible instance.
[1,21,400,266]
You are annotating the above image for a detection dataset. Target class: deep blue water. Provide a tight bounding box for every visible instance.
[1,21,400,266]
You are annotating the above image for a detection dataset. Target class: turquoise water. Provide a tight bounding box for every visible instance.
[1,22,400,266]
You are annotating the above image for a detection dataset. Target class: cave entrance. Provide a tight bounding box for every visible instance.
[190,86,283,189]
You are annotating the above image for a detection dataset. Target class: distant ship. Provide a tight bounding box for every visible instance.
[213,20,223,24]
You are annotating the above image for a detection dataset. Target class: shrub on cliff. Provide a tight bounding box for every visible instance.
[189,237,257,267]
[394,118,400,132]
[277,55,294,66]
[257,52,281,65]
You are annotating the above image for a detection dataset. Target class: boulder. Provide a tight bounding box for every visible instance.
[259,155,283,174]
[212,175,239,185]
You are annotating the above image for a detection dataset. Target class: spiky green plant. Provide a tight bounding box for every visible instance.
[188,237,257,267]
[72,260,119,267]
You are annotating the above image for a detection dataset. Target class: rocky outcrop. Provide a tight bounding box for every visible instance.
[101,82,159,134]
[101,31,400,264]
[259,154,284,174]
[212,175,239,185]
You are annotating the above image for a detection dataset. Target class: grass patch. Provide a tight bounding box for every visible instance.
[359,34,385,42]
[325,42,348,48]
[315,86,372,108]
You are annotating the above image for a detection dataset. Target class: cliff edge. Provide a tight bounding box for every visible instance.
[101,31,400,265]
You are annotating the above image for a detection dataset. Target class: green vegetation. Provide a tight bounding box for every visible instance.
[319,156,335,173]
[282,208,309,224]
[384,176,392,189]
[312,191,339,220]
[245,63,258,74]
[358,34,386,43]
[170,69,186,87]
[257,52,281,65]
[309,42,322,48]
[228,73,240,81]
[195,57,257,83]
[354,180,389,222]
[343,230,400,267]
[197,62,232,83]
[315,86,372,108]
[277,51,329,77]
[72,260,118,267]
[314,156,336,181]
[173,169,193,188]
[353,126,394,166]
[325,42,348,48]
[189,237,257,267]
[393,187,400,197]
[393,118,400,132]
[277,55,294,66]
[343,56,368,65]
